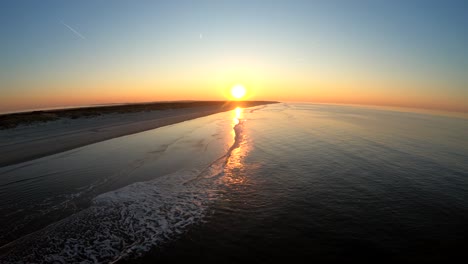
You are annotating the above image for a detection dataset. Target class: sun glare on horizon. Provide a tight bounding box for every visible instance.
[231,85,247,100]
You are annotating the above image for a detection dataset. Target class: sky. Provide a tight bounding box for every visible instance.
[1,0,467,113]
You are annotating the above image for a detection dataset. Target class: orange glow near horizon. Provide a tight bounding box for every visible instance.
[1,2,467,115]
[1,46,466,114]
[1,74,467,114]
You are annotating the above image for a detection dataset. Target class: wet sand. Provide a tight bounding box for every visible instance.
[0,101,276,167]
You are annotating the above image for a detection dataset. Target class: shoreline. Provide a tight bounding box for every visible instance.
[0,101,277,167]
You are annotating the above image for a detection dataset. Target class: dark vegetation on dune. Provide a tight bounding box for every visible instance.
[0,101,278,129]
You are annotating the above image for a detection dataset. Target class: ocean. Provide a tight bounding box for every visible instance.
[0,103,467,262]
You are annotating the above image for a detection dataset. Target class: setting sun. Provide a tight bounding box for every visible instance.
[1,1,467,262]
[231,85,246,99]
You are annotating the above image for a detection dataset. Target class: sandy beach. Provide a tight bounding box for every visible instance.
[0,101,276,167]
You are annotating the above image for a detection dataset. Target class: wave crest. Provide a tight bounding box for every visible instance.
[0,120,246,263]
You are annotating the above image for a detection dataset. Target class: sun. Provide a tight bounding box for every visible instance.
[231,84,246,99]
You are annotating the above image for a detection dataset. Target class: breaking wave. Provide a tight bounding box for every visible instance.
[0,120,246,263]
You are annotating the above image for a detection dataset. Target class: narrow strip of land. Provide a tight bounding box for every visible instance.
[0,101,277,167]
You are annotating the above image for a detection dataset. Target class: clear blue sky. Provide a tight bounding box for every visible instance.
[1,0,467,112]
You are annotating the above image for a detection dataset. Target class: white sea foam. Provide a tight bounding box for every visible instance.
[0,121,245,264]
[1,169,219,263]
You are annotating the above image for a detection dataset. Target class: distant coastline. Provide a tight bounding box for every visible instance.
[0,101,278,167]
[0,101,277,130]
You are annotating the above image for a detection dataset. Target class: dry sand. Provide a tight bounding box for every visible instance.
[0,101,276,167]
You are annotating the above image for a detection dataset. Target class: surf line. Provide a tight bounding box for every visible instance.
[184,119,245,185]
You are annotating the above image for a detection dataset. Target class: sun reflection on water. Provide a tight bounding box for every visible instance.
[233,107,242,125]
[224,107,250,186]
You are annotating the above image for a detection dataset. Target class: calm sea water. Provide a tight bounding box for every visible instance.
[0,103,467,263]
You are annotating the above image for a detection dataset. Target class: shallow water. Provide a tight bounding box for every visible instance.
[1,103,467,262]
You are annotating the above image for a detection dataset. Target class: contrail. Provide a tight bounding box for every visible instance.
[60,20,86,39]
